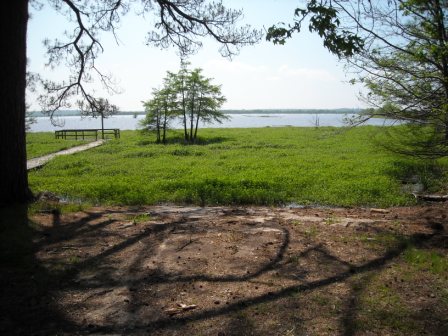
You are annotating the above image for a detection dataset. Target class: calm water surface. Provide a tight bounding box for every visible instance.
[29,113,392,132]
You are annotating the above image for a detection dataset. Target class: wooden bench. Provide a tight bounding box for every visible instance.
[55,129,120,140]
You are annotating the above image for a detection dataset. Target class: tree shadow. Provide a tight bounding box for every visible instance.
[166,135,231,146]
[0,204,446,335]
[141,131,231,146]
[0,205,76,335]
[339,221,447,336]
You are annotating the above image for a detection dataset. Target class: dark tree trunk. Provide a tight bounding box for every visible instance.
[194,115,200,141]
[162,105,167,144]
[156,113,161,143]
[0,1,32,205]
[194,99,202,141]
[182,91,188,141]
[101,113,105,139]
[433,0,448,141]
[189,95,195,143]
[189,110,194,143]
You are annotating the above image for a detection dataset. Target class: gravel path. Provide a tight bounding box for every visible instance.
[27,140,105,170]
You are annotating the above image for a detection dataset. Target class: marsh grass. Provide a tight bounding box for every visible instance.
[26,132,90,159]
[28,127,448,207]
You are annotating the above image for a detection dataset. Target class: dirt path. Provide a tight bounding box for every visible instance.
[27,140,105,170]
[2,203,446,335]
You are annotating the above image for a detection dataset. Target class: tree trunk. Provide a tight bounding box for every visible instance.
[0,1,32,205]
[189,94,195,143]
[101,114,105,139]
[189,111,194,143]
[182,90,188,141]
[433,0,448,141]
[156,113,161,143]
[194,115,200,141]
[194,98,202,141]
[162,105,167,144]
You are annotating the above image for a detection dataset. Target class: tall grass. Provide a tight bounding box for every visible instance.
[26,132,89,159]
[28,127,447,207]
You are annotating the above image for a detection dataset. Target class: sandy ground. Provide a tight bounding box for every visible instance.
[1,203,447,335]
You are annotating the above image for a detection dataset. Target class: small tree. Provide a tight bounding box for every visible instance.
[143,65,227,144]
[174,62,192,142]
[188,69,227,141]
[179,67,227,143]
[140,85,178,143]
[78,97,118,139]
[140,98,162,143]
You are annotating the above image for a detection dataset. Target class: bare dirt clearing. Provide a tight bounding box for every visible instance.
[1,204,447,335]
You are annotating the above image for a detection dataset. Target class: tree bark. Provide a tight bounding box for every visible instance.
[194,115,200,141]
[189,93,195,143]
[162,104,167,144]
[194,98,202,141]
[0,1,32,205]
[433,0,448,141]
[181,89,188,141]
[156,112,161,143]
[101,113,105,139]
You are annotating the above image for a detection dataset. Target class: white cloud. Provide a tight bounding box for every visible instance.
[201,59,336,83]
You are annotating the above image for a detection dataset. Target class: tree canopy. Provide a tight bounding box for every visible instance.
[140,64,227,143]
[268,0,448,158]
[78,97,119,139]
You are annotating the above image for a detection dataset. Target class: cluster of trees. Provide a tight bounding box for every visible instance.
[140,65,227,143]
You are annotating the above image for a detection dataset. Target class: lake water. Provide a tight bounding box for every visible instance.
[29,113,392,132]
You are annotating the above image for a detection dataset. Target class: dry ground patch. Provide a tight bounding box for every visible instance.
[1,204,447,335]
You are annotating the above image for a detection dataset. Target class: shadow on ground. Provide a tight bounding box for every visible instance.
[0,204,447,335]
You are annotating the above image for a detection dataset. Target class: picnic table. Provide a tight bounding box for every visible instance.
[55,128,120,140]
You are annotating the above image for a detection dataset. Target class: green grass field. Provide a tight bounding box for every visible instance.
[27,127,448,207]
[26,132,89,159]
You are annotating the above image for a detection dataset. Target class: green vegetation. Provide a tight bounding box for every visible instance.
[357,279,418,333]
[26,132,89,159]
[404,247,448,275]
[28,201,90,216]
[28,126,448,207]
[270,1,448,158]
[141,64,227,144]
[125,213,151,224]
[351,246,448,335]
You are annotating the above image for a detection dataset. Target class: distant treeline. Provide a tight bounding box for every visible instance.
[29,108,363,117]
[223,108,363,114]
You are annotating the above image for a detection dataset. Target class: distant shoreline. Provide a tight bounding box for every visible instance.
[30,108,364,117]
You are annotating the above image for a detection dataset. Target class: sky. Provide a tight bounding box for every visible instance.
[27,0,365,111]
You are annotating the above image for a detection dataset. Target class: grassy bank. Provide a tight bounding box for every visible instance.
[28,127,447,207]
[26,132,89,159]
